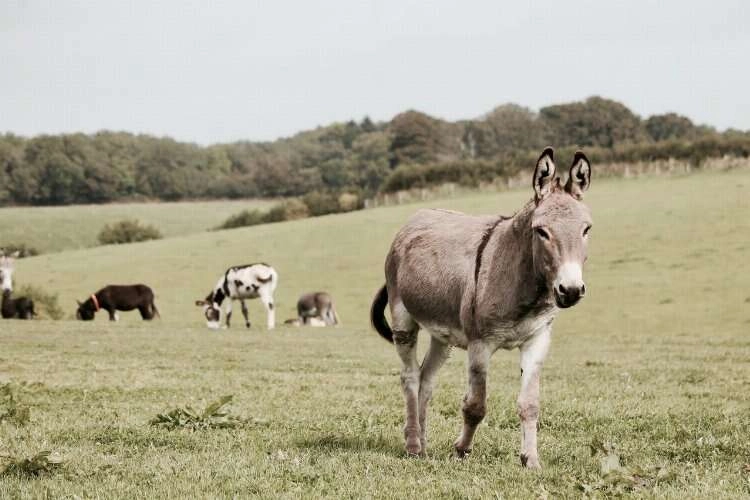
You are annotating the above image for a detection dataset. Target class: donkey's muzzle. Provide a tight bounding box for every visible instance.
[554,283,585,308]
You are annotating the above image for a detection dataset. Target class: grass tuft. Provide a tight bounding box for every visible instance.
[577,438,676,494]
[149,395,246,431]
[0,451,64,478]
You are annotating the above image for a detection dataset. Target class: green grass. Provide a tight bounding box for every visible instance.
[1,169,750,497]
[0,199,274,254]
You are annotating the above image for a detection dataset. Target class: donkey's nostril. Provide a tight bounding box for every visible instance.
[558,284,567,295]
[580,284,586,295]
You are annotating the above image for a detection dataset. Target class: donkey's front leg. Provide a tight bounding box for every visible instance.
[517,328,551,469]
[454,340,490,458]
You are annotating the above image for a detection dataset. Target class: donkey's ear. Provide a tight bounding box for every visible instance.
[76,300,83,306]
[565,151,591,200]
[533,147,556,202]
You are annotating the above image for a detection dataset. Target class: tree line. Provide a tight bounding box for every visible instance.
[1,96,748,206]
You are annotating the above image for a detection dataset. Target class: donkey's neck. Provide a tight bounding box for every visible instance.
[479,201,550,319]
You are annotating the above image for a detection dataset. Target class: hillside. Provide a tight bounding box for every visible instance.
[0,198,273,254]
[12,167,750,328]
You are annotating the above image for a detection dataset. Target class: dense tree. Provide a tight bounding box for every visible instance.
[463,104,546,158]
[644,113,704,142]
[389,111,443,167]
[351,131,391,192]
[541,96,647,147]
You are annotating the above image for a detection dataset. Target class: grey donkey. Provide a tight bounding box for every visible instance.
[371,147,592,468]
[296,291,340,326]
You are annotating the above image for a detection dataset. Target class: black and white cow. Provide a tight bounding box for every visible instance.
[195,263,278,330]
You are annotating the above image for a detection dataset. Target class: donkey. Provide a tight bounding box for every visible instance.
[370,148,592,467]
[195,263,278,330]
[1,251,35,320]
[296,291,341,326]
[76,284,160,321]
[2,290,36,319]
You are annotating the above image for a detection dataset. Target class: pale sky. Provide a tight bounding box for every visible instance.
[1,0,748,145]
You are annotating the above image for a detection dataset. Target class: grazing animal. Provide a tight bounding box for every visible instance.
[77,284,160,321]
[296,291,340,326]
[370,148,593,467]
[195,263,278,330]
[1,251,35,320]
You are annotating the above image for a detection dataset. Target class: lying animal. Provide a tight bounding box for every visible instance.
[2,289,35,319]
[77,284,160,321]
[296,291,340,326]
[283,316,327,327]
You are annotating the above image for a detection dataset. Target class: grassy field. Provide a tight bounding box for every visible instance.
[1,168,749,497]
[0,199,274,254]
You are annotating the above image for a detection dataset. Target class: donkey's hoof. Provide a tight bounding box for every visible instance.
[405,437,422,457]
[520,453,541,469]
[453,442,471,459]
[245,322,251,328]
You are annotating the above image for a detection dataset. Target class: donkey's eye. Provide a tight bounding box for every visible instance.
[583,225,592,237]
[535,227,550,241]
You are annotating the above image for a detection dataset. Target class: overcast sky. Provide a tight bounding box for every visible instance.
[1,1,748,145]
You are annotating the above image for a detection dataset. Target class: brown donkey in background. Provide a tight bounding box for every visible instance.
[371,147,593,468]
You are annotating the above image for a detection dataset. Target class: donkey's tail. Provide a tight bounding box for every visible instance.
[152,301,161,319]
[370,285,393,343]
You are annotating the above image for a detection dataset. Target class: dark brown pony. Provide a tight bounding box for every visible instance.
[77,284,160,321]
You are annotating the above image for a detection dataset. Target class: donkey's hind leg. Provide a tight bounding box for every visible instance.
[390,300,421,456]
[418,336,451,455]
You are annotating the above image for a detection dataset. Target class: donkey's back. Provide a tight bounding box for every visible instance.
[385,208,500,337]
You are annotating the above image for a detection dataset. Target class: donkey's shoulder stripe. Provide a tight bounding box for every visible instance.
[474,216,505,284]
